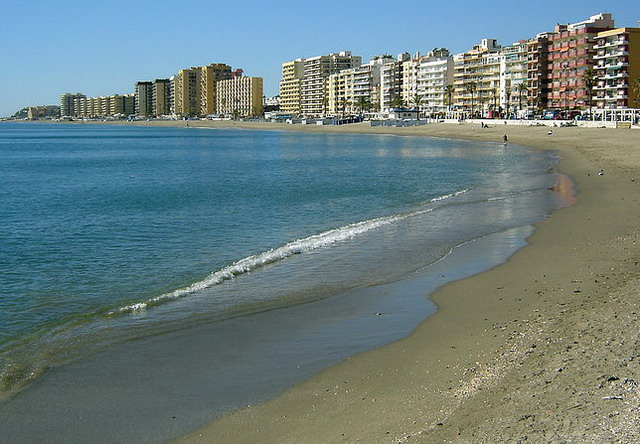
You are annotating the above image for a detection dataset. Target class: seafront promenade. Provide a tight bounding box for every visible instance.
[164,121,640,442]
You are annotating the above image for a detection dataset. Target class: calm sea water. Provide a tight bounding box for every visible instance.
[0,122,564,401]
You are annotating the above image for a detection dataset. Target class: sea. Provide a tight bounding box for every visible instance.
[0,122,570,442]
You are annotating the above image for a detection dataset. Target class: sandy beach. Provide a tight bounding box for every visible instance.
[125,120,640,442]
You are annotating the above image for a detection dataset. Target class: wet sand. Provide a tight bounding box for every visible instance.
[126,120,640,442]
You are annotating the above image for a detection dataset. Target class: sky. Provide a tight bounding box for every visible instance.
[1,0,639,117]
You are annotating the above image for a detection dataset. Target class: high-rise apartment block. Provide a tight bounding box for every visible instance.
[327,55,392,115]
[173,67,202,117]
[527,34,551,112]
[380,54,408,111]
[546,13,615,111]
[502,41,529,113]
[60,93,86,117]
[453,39,502,114]
[216,76,264,117]
[135,81,153,117]
[152,79,171,117]
[280,51,361,117]
[279,60,304,115]
[200,64,233,116]
[418,49,454,113]
[594,26,640,109]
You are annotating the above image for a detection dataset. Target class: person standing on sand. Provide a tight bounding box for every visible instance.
[503,134,508,144]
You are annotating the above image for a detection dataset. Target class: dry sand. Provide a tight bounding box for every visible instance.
[150,120,640,443]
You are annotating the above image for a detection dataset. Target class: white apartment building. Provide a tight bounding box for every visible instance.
[379,53,409,111]
[418,50,453,113]
[501,41,529,115]
[299,51,362,117]
[328,55,392,115]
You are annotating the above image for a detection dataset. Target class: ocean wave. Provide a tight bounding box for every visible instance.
[430,189,469,202]
[110,188,470,315]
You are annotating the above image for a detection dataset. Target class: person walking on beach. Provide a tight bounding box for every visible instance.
[503,134,508,144]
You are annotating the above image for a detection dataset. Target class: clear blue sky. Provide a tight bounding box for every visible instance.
[1,0,638,117]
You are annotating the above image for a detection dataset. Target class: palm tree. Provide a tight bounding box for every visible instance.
[478,95,487,118]
[490,87,498,117]
[464,82,478,117]
[339,97,350,117]
[582,67,597,118]
[390,94,405,109]
[444,84,455,112]
[356,96,371,117]
[412,93,423,120]
[633,77,640,108]
[516,83,529,115]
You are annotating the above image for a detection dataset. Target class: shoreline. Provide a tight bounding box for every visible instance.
[162,121,640,442]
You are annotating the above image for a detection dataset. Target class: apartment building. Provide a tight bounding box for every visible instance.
[401,52,422,107]
[60,93,86,117]
[418,49,453,113]
[501,41,529,115]
[173,67,202,117]
[527,33,551,112]
[546,13,615,112]
[594,26,640,109]
[298,51,362,117]
[153,79,171,117]
[135,81,153,116]
[62,93,134,118]
[216,76,264,118]
[201,64,233,116]
[327,55,390,115]
[379,53,409,111]
[279,59,304,115]
[453,38,502,115]
[110,94,135,116]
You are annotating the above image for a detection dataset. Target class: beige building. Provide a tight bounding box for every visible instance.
[201,64,233,115]
[216,76,264,118]
[153,79,171,117]
[594,27,640,109]
[328,56,390,115]
[60,93,86,117]
[279,59,304,115]
[173,67,202,117]
[401,53,422,107]
[453,39,502,115]
[283,51,361,117]
[135,81,153,116]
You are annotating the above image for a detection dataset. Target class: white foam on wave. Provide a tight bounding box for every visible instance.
[111,188,469,315]
[430,188,469,203]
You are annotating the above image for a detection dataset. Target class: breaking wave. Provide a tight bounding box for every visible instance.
[111,188,469,315]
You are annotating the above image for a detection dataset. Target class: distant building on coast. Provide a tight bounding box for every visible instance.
[27,105,60,120]
[135,81,153,117]
[59,92,134,119]
[170,63,260,118]
[60,93,86,117]
[327,55,391,116]
[216,76,264,118]
[153,79,171,117]
[279,59,304,116]
[280,51,362,117]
